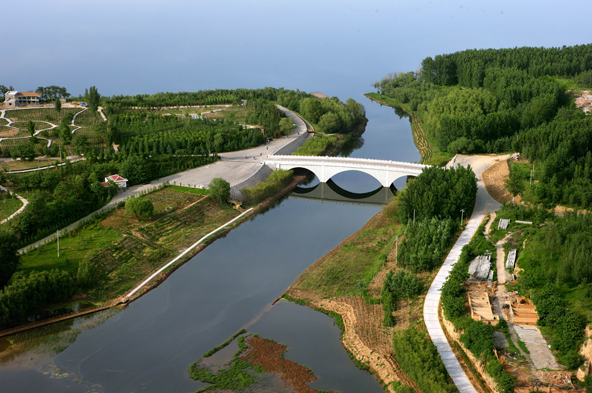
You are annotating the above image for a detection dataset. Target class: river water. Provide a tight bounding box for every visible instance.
[0,99,419,392]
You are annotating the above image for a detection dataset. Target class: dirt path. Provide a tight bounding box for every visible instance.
[495,234,512,284]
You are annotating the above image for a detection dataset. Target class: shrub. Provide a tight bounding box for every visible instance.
[125,197,154,220]
[208,177,230,204]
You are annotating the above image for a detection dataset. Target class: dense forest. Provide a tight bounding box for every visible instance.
[373,44,592,209]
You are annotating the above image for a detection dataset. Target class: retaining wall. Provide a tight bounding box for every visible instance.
[230,164,274,201]
[272,130,309,156]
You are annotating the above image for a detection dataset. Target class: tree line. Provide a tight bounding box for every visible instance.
[374,43,592,209]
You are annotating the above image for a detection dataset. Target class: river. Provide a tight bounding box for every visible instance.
[0,99,419,392]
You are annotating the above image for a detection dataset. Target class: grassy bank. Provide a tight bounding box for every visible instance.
[18,186,239,301]
[365,93,451,166]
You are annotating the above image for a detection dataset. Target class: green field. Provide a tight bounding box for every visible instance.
[0,193,24,221]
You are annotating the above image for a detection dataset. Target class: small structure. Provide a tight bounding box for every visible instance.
[509,297,539,325]
[104,174,128,188]
[498,219,510,230]
[506,249,517,269]
[4,91,41,107]
[468,254,492,281]
[310,92,329,100]
[468,290,499,325]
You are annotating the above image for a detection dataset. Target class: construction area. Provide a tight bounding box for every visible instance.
[461,220,581,392]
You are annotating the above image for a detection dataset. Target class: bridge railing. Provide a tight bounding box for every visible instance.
[265,155,429,168]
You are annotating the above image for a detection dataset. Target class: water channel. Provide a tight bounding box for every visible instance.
[0,98,420,392]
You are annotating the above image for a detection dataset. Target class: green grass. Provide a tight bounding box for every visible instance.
[294,199,403,298]
[365,93,413,113]
[167,185,209,195]
[516,335,530,355]
[0,193,24,221]
[503,332,526,360]
[18,224,121,275]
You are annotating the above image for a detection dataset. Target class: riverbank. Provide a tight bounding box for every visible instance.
[282,200,418,392]
[0,173,308,338]
[365,93,451,166]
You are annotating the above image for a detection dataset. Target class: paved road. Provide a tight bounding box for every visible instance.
[18,106,308,253]
[423,154,508,393]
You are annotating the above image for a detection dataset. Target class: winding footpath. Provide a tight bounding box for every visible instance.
[423,154,508,393]
[0,185,28,225]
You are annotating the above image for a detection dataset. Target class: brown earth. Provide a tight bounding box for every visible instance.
[0,128,19,137]
[482,159,515,204]
[240,336,338,393]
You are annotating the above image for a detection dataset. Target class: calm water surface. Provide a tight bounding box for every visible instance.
[0,100,416,392]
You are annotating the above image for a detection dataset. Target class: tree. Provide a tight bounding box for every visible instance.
[120,155,149,185]
[279,117,295,136]
[0,85,9,100]
[0,231,20,287]
[55,97,61,114]
[208,177,230,204]
[27,120,35,137]
[72,134,90,155]
[85,86,101,113]
[59,124,72,146]
[318,112,341,133]
[504,161,525,202]
[125,197,154,220]
[77,259,97,288]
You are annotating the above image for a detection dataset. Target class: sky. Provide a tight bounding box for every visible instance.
[3,0,592,100]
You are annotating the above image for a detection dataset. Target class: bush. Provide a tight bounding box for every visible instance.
[208,177,230,204]
[125,197,154,220]
[240,170,293,205]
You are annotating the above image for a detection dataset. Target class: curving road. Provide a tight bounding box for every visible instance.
[18,106,308,254]
[423,154,508,393]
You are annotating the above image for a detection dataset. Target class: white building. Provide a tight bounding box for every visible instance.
[103,174,128,188]
[4,91,41,107]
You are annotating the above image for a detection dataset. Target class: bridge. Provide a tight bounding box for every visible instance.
[264,155,429,187]
[291,181,397,206]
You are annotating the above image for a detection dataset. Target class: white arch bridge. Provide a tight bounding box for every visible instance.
[264,155,429,187]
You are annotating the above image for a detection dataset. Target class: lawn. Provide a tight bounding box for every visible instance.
[0,192,24,221]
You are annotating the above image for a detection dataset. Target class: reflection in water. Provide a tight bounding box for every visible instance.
[393,105,410,119]
[339,136,365,157]
[293,180,396,206]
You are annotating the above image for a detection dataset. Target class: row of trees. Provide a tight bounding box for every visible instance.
[35,85,70,101]
[104,87,309,109]
[0,269,76,326]
[397,165,477,224]
[398,218,456,272]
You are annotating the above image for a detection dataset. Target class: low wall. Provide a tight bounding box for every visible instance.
[230,164,274,201]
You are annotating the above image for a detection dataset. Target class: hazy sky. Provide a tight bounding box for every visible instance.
[4,0,591,100]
